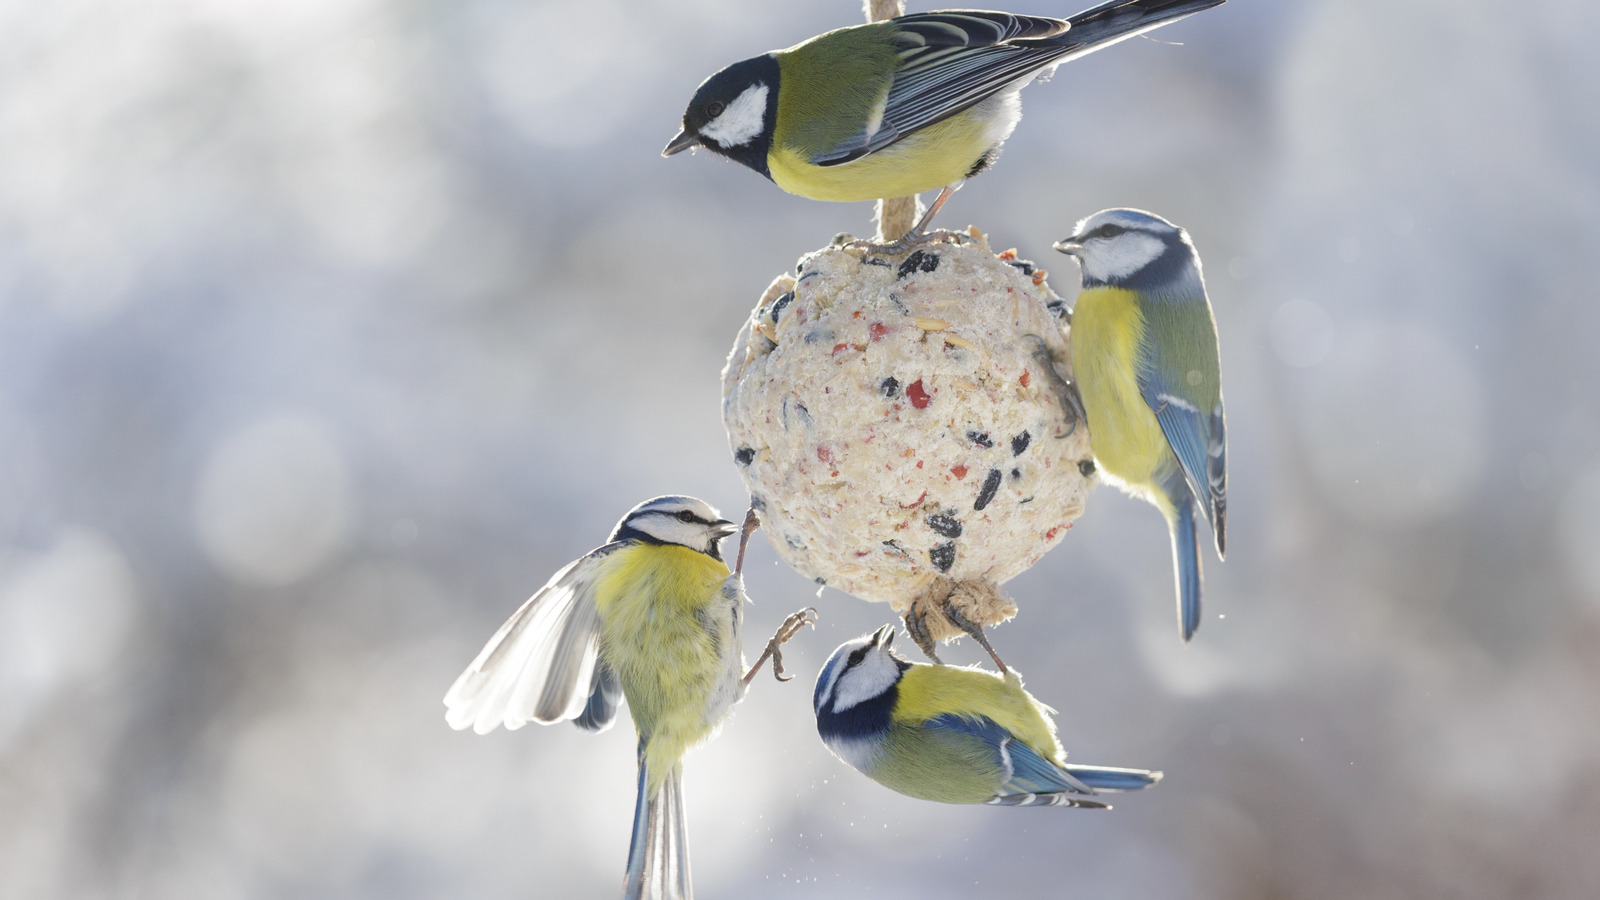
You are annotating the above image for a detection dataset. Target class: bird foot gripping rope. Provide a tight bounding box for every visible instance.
[902,576,1019,672]
[720,230,1096,665]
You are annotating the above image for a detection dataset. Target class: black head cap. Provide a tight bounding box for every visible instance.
[663,55,780,180]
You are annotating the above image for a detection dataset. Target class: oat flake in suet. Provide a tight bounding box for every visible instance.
[721,232,1096,650]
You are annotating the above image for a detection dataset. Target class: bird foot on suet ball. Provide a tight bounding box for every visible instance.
[939,597,1009,675]
[844,184,968,258]
[733,504,761,579]
[743,607,818,686]
[903,604,943,665]
[901,577,1018,668]
[844,228,970,259]
[1024,334,1087,438]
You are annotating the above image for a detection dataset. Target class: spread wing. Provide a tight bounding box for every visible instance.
[1137,300,1227,556]
[443,544,622,734]
[812,12,1071,166]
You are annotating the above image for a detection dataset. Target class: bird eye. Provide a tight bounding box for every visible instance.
[1095,224,1125,239]
[846,647,868,667]
[677,510,696,523]
[706,100,726,118]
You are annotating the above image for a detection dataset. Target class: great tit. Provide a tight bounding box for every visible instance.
[1054,209,1226,642]
[664,0,1226,229]
[814,626,1162,807]
[445,496,814,900]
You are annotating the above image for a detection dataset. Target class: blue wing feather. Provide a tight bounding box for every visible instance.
[923,714,1104,806]
[1135,301,1226,555]
[574,659,621,732]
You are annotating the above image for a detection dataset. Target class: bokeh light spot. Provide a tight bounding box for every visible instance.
[0,530,137,746]
[195,415,354,586]
[1298,322,1487,524]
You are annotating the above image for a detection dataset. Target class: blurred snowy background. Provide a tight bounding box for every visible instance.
[3,0,1599,896]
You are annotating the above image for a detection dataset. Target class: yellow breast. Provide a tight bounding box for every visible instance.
[594,544,732,791]
[768,109,997,203]
[1071,286,1175,511]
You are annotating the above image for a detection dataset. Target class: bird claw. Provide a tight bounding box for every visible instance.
[733,505,761,578]
[940,596,1009,675]
[1025,334,1087,438]
[903,604,943,665]
[844,228,969,259]
[748,607,818,685]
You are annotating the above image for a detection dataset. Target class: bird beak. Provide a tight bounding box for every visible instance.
[871,624,895,648]
[710,518,740,538]
[1053,238,1083,255]
[662,128,700,157]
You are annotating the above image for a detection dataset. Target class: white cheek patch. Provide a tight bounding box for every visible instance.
[700,83,769,149]
[830,651,898,713]
[1081,232,1166,282]
[632,515,705,549]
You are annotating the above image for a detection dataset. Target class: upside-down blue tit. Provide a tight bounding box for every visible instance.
[1055,209,1227,642]
[814,626,1162,807]
[664,1,1225,240]
[444,497,814,900]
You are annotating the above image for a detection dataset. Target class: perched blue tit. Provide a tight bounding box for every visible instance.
[1054,209,1226,642]
[813,626,1162,807]
[664,0,1225,236]
[444,497,814,900]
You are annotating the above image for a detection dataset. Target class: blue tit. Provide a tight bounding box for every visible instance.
[445,497,814,900]
[813,626,1162,807]
[664,1,1225,238]
[1054,209,1226,642]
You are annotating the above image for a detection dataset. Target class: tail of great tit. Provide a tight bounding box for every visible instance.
[1037,0,1226,53]
[624,748,691,900]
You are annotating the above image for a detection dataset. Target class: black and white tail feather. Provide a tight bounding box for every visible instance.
[625,754,693,900]
[987,729,1163,810]
[443,544,623,735]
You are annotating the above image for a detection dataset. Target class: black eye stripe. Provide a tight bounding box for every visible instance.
[631,508,710,526]
[846,647,868,667]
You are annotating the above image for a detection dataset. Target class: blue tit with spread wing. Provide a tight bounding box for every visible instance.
[664,1,1226,239]
[1055,209,1226,642]
[813,626,1161,807]
[445,497,813,900]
